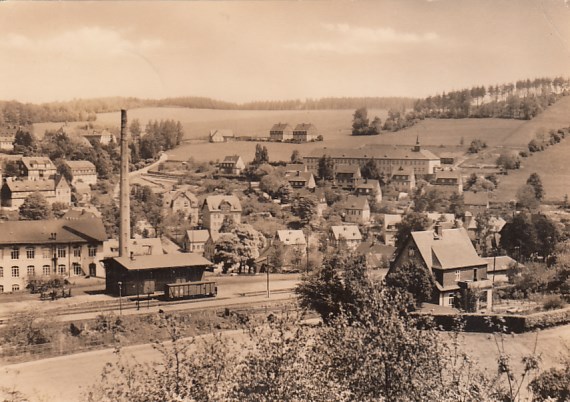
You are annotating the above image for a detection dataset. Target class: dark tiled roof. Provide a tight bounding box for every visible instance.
[270,123,292,131]
[203,195,242,212]
[306,146,439,160]
[64,160,96,170]
[294,123,316,131]
[344,195,369,210]
[287,172,313,183]
[354,179,381,189]
[110,253,211,271]
[0,217,107,245]
[435,170,461,180]
[223,155,241,163]
[185,230,210,243]
[21,157,55,170]
[5,179,55,192]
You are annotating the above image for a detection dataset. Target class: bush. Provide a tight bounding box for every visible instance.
[542,295,566,311]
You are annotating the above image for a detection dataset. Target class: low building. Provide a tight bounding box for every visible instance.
[335,165,362,189]
[83,130,115,145]
[355,240,396,269]
[389,225,492,309]
[182,229,210,254]
[483,255,518,284]
[287,171,316,190]
[1,177,71,209]
[274,230,306,248]
[104,253,212,297]
[464,191,490,211]
[354,178,382,203]
[204,231,221,261]
[209,129,234,143]
[293,123,317,142]
[343,196,370,224]
[64,160,97,186]
[20,157,57,180]
[329,225,362,250]
[269,123,293,142]
[0,135,15,151]
[390,166,416,193]
[285,163,307,175]
[219,155,246,175]
[433,170,463,193]
[202,195,242,232]
[0,218,107,293]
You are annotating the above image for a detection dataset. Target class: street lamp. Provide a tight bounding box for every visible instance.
[118,281,123,315]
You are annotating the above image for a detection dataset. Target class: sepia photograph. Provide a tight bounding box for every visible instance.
[0,1,569,401]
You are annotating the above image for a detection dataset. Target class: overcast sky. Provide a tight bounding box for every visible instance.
[1,0,569,104]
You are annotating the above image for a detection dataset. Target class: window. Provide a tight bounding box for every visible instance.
[0,285,3,293]
[12,284,20,292]
[72,263,82,276]
[27,265,35,277]
[58,264,66,275]
[448,293,455,307]
[0,267,2,277]
[26,247,35,259]
[455,270,461,281]
[43,247,52,259]
[88,246,97,257]
[73,246,81,257]
[473,268,478,281]
[11,247,19,260]
[57,246,66,258]
[43,265,51,276]
[12,266,19,277]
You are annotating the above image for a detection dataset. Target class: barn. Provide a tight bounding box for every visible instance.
[104,253,212,297]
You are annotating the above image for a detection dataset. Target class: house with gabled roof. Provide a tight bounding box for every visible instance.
[209,129,234,143]
[83,129,115,145]
[343,195,370,224]
[182,229,211,254]
[464,191,489,210]
[202,195,242,232]
[335,165,362,189]
[163,187,199,223]
[270,123,293,141]
[20,157,57,180]
[219,155,246,175]
[287,171,316,190]
[293,123,318,142]
[63,160,97,186]
[0,135,14,151]
[354,178,382,203]
[1,177,71,209]
[390,166,416,192]
[285,163,307,175]
[356,240,396,269]
[389,224,493,309]
[329,225,362,250]
[274,230,306,248]
[0,217,107,292]
[433,170,463,193]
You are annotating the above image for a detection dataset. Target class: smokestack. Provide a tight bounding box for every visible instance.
[119,109,130,257]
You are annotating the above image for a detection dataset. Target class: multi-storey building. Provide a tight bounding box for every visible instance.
[64,160,98,186]
[163,187,199,224]
[219,155,246,175]
[202,195,242,232]
[0,218,107,293]
[20,157,57,180]
[269,123,293,141]
[304,141,440,178]
[293,123,318,142]
[1,176,71,209]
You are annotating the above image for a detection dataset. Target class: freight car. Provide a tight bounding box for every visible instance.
[164,280,217,300]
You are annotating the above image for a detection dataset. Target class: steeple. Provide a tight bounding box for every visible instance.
[413,136,421,152]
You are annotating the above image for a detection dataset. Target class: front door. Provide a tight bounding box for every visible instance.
[89,263,97,277]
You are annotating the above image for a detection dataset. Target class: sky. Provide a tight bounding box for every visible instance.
[1,0,569,104]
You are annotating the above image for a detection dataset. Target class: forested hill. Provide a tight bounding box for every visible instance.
[0,96,416,126]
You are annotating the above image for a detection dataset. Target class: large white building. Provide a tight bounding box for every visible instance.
[304,141,440,178]
[0,218,107,293]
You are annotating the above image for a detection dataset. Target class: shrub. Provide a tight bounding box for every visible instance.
[542,295,566,311]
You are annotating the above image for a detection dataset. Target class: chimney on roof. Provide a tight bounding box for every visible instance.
[119,109,130,258]
[434,222,443,238]
[413,136,421,152]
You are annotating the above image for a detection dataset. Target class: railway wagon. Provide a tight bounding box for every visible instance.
[165,280,217,300]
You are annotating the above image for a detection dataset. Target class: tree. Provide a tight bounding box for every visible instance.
[292,196,318,226]
[290,149,302,163]
[496,152,520,170]
[317,154,334,181]
[517,184,540,210]
[500,212,537,261]
[351,107,369,136]
[213,224,265,274]
[129,118,141,139]
[527,172,545,200]
[19,192,51,220]
[253,144,269,165]
[394,212,430,248]
[385,261,436,307]
[529,358,570,401]
[360,159,381,180]
[369,116,382,135]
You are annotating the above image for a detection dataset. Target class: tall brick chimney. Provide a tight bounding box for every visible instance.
[119,109,130,257]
